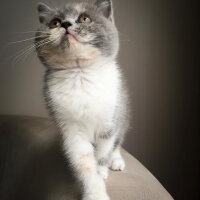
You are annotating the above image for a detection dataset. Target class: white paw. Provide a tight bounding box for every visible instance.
[98,166,109,179]
[110,157,125,171]
[83,192,110,200]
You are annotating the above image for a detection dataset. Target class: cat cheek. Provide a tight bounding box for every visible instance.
[79,34,96,43]
[49,28,66,45]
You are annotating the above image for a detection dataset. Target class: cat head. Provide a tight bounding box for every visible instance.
[35,0,119,68]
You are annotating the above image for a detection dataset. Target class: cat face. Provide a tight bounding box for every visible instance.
[35,0,119,68]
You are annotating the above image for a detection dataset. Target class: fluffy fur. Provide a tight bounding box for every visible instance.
[35,0,130,199]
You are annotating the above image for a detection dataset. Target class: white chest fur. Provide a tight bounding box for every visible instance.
[47,61,121,134]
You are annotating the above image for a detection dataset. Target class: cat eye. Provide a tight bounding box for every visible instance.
[78,14,91,24]
[49,18,61,29]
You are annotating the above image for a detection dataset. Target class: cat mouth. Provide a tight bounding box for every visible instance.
[65,30,79,42]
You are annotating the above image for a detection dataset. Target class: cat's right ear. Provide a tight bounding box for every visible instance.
[95,0,114,22]
[37,2,52,23]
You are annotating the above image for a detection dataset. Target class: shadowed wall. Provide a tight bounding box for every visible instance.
[0,0,199,199]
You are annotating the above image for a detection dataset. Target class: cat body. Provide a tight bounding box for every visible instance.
[46,61,120,138]
[36,1,130,199]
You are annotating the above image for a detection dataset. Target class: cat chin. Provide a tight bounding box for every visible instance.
[39,42,102,68]
[38,32,102,67]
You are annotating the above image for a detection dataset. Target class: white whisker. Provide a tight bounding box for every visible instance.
[12,44,36,65]
[12,30,49,34]
[9,35,49,44]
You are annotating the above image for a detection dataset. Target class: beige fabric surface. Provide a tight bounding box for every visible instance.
[0,115,173,200]
[107,149,173,200]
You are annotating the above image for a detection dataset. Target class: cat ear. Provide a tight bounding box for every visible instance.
[96,0,114,22]
[37,2,52,23]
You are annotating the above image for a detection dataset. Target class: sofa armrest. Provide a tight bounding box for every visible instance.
[0,115,173,200]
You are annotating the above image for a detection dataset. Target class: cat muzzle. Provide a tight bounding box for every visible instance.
[61,21,72,34]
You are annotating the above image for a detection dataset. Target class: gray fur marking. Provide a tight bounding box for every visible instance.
[98,157,109,166]
[99,129,114,139]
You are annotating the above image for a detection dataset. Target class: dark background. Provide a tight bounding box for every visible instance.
[0,0,199,199]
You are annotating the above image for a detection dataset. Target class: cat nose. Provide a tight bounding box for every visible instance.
[61,21,72,30]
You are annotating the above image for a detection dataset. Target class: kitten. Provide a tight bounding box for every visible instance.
[35,0,130,199]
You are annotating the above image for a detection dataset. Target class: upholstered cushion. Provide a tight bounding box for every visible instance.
[0,115,173,200]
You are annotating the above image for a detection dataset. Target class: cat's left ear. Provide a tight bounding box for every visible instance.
[37,2,52,23]
[96,0,114,22]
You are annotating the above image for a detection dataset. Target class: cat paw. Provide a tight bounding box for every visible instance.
[110,157,125,171]
[98,166,109,179]
[83,193,110,200]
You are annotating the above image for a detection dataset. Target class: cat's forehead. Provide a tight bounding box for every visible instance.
[56,3,93,20]
[58,5,78,20]
[74,3,86,13]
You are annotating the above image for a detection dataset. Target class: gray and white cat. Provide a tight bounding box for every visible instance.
[35,0,130,199]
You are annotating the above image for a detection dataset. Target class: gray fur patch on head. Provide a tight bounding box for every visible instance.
[95,0,114,21]
[35,0,119,66]
[37,3,54,23]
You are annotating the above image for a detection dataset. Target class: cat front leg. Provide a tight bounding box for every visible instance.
[95,132,117,179]
[109,145,125,171]
[62,125,110,200]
